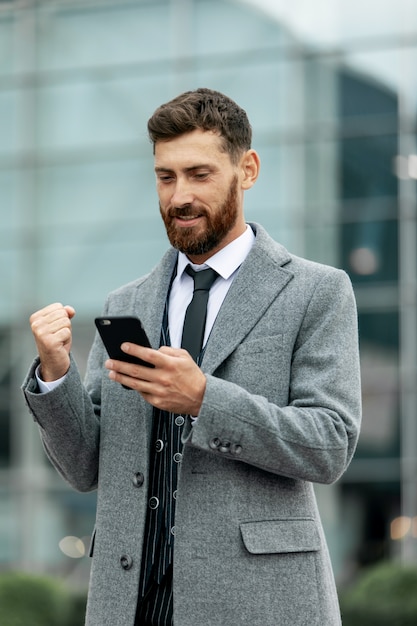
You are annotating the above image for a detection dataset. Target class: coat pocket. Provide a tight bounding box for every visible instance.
[240,518,320,554]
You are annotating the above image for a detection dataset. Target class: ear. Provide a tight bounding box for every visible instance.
[240,149,260,190]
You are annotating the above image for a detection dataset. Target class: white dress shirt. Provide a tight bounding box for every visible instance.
[168,224,255,349]
[36,224,255,392]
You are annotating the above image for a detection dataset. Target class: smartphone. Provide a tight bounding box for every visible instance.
[94,316,154,368]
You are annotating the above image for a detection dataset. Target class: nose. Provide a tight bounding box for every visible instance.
[170,178,194,207]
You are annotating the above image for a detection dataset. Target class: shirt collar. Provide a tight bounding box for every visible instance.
[176,224,255,280]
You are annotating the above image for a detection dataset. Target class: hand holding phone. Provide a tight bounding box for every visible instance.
[95,316,153,368]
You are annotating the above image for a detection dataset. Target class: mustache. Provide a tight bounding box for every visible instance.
[167,205,206,219]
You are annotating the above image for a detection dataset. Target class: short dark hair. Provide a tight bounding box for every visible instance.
[147,88,252,164]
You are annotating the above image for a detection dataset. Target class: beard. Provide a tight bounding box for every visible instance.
[160,175,239,257]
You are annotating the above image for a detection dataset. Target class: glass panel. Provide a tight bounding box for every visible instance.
[253,0,417,48]
[339,63,399,125]
[0,89,18,154]
[0,168,18,231]
[0,248,19,323]
[400,46,417,113]
[305,57,339,126]
[340,135,398,201]
[37,158,155,226]
[0,330,11,466]
[342,219,398,284]
[36,2,170,71]
[304,139,340,265]
[196,60,304,135]
[196,0,290,55]
[30,156,166,311]
[30,490,96,567]
[0,15,14,75]
[0,489,18,563]
[357,312,400,458]
[245,142,308,253]
[36,236,167,315]
[0,487,97,567]
[341,48,403,117]
[36,76,159,151]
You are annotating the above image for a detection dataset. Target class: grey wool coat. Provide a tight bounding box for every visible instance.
[23,223,361,626]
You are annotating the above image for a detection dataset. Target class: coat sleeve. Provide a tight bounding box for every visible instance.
[185,268,361,484]
[21,345,103,493]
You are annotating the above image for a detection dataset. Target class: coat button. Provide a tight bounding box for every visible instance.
[231,444,243,456]
[132,472,144,487]
[209,438,221,450]
[219,441,231,453]
[120,554,133,570]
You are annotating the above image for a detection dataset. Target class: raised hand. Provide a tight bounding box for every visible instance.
[29,302,76,382]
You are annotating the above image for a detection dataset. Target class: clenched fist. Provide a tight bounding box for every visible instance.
[29,303,76,382]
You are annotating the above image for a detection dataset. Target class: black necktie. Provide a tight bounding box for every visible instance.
[181,265,219,362]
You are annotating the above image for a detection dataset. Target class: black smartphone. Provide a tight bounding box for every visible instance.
[94,316,154,368]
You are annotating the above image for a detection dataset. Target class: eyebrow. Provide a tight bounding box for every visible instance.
[154,164,215,174]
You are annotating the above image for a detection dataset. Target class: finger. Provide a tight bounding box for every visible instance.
[30,303,73,327]
[32,311,72,336]
[105,358,157,384]
[30,302,63,324]
[107,367,156,394]
[64,305,76,319]
[158,345,188,358]
[120,344,167,367]
[121,343,189,367]
[44,306,74,325]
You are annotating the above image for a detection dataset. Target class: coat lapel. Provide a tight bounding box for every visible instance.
[133,248,178,349]
[201,224,294,374]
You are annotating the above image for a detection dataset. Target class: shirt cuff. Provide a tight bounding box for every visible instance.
[35,364,67,394]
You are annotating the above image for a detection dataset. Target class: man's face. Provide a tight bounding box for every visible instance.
[155,129,246,263]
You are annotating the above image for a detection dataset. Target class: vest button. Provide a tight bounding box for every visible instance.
[175,415,185,426]
[149,496,159,510]
[155,439,164,452]
[173,452,183,463]
[120,554,133,570]
[132,472,144,487]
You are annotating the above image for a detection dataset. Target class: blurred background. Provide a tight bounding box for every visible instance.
[1,0,417,609]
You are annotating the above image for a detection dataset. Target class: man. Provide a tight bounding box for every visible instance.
[23,88,361,626]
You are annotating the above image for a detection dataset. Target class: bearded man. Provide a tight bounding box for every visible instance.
[23,88,361,626]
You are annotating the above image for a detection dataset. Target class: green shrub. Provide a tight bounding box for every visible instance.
[0,571,73,626]
[68,587,88,625]
[340,561,417,626]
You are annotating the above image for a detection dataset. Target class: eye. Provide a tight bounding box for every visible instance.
[158,174,174,183]
[193,171,209,180]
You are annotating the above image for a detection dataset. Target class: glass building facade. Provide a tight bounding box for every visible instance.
[1,0,417,587]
